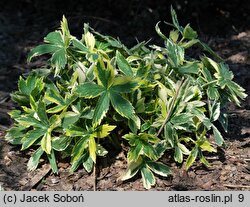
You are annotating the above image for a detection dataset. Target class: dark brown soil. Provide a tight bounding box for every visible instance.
[0,0,250,191]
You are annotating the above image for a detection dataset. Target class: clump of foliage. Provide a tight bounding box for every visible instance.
[5,8,247,189]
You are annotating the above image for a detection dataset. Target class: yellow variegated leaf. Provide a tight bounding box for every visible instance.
[84,31,95,51]
[94,124,116,138]
[88,136,96,163]
[41,132,52,154]
[200,140,217,152]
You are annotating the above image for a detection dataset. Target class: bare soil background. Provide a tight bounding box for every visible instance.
[0,0,249,191]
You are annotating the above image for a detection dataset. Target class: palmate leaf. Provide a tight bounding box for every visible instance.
[28,31,68,74]
[18,75,45,97]
[125,133,159,162]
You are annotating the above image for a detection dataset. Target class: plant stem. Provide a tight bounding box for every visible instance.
[93,163,96,191]
[156,79,184,137]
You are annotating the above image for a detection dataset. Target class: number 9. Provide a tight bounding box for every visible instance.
[238,194,244,202]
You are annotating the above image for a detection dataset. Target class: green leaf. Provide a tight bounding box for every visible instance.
[178,62,200,74]
[164,123,175,147]
[200,154,210,167]
[116,51,133,76]
[181,39,199,48]
[171,113,194,126]
[186,147,198,169]
[28,31,68,73]
[155,140,170,158]
[174,146,183,163]
[16,116,44,128]
[37,101,49,125]
[71,136,89,163]
[110,92,135,120]
[21,128,46,150]
[170,30,179,42]
[178,142,190,155]
[44,88,64,105]
[27,44,59,62]
[27,147,44,171]
[121,159,142,181]
[5,126,25,145]
[212,125,224,146]
[141,166,155,189]
[52,136,71,151]
[66,125,86,137]
[141,140,158,161]
[146,161,171,177]
[95,61,113,88]
[41,132,52,154]
[110,77,138,93]
[128,116,141,134]
[47,149,58,173]
[183,24,198,40]
[60,15,70,44]
[170,6,183,33]
[76,82,105,98]
[165,39,184,67]
[92,92,110,126]
[155,22,168,41]
[72,38,89,53]
[207,86,219,100]
[82,152,94,173]
[209,101,220,122]
[62,112,81,128]
[88,136,96,163]
[52,48,67,74]
[128,144,143,162]
[70,154,85,172]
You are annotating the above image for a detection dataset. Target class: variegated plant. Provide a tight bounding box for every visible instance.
[5,8,247,189]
